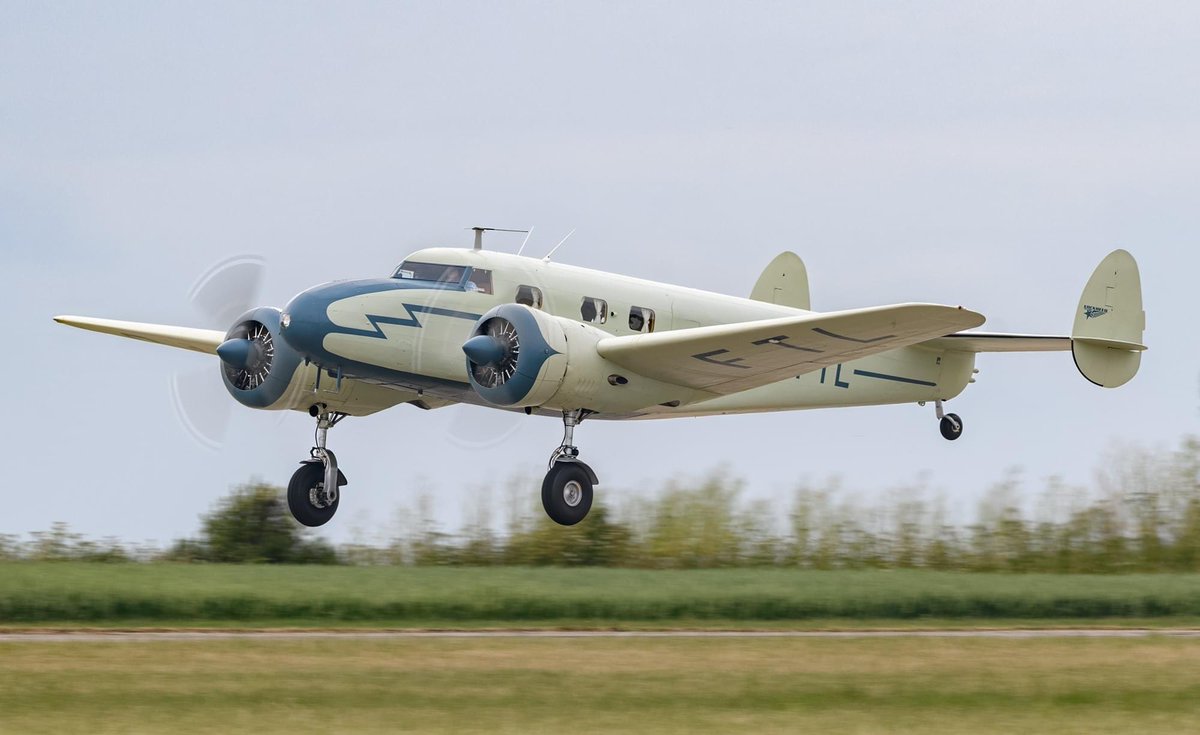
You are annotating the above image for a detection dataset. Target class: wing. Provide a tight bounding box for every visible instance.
[54,315,225,354]
[596,303,985,395]
[922,332,1072,353]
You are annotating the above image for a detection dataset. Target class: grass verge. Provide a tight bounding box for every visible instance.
[3,563,1200,625]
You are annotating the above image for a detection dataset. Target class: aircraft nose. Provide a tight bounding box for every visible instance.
[280,283,338,358]
[280,278,399,359]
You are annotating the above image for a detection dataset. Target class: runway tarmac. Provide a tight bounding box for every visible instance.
[3,629,1199,642]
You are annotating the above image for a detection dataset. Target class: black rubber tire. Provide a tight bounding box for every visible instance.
[541,461,594,526]
[287,462,343,527]
[939,413,964,441]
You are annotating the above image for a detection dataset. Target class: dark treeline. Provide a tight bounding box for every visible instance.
[8,437,1200,573]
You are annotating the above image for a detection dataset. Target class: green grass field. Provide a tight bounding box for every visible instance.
[2,636,1199,733]
[2,563,1200,626]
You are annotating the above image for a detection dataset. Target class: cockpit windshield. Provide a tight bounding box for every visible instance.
[393,261,466,284]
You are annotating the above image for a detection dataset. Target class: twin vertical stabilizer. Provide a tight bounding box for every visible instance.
[750,251,811,311]
[1071,249,1146,388]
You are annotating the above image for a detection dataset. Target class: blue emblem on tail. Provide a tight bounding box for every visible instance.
[1083,305,1110,319]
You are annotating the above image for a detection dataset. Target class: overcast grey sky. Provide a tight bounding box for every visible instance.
[2,1,1196,545]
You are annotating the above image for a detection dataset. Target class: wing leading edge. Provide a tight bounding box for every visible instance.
[597,303,985,395]
[53,315,225,354]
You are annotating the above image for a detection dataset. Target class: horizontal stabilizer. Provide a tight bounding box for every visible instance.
[923,333,1072,353]
[598,303,984,395]
[53,315,224,355]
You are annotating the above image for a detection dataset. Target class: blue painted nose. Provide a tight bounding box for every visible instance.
[462,334,506,366]
[280,283,340,358]
[280,277,403,359]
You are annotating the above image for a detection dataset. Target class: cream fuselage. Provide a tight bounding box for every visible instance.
[275,247,976,419]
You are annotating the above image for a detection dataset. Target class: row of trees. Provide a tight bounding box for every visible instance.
[8,437,1200,572]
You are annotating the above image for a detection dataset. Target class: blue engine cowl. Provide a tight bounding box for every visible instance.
[463,303,568,407]
[218,307,307,410]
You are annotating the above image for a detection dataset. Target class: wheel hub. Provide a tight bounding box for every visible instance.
[562,480,583,507]
[309,482,336,509]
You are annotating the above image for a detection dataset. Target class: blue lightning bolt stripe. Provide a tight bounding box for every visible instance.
[329,303,483,339]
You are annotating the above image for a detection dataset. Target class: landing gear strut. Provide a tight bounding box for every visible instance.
[934,399,963,441]
[542,409,598,526]
[287,404,348,527]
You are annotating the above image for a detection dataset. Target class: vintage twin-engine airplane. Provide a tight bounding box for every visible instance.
[55,237,1145,528]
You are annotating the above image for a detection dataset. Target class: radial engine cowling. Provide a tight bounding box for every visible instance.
[217,307,309,410]
[463,303,689,413]
[463,304,569,408]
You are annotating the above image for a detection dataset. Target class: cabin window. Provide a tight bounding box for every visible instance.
[580,296,607,324]
[466,268,493,294]
[394,261,466,285]
[629,306,655,332]
[515,285,544,309]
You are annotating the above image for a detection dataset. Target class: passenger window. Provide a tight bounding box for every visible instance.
[466,268,493,294]
[515,285,543,309]
[629,306,655,332]
[580,297,607,324]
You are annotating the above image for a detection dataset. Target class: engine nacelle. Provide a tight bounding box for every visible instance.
[463,303,691,413]
[219,307,311,411]
[218,306,415,416]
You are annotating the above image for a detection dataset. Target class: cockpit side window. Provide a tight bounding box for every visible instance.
[629,306,655,332]
[394,261,466,284]
[466,268,493,294]
[580,297,607,324]
[515,285,543,309]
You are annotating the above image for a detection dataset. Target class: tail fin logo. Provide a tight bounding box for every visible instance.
[1083,305,1110,319]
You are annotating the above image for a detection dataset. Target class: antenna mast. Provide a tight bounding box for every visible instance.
[543,228,576,261]
[469,226,528,251]
[516,226,535,256]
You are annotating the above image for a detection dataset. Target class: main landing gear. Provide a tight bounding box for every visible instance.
[542,409,599,526]
[287,404,348,527]
[933,399,963,441]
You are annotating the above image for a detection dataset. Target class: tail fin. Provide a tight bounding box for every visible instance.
[1071,249,1146,387]
[750,251,811,310]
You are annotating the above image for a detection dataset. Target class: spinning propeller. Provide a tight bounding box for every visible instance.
[169,255,266,450]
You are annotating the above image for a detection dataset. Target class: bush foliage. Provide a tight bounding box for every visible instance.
[365,437,1200,573]
[6,437,1200,573]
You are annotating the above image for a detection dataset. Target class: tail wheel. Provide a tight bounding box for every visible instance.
[541,461,594,526]
[939,413,964,441]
